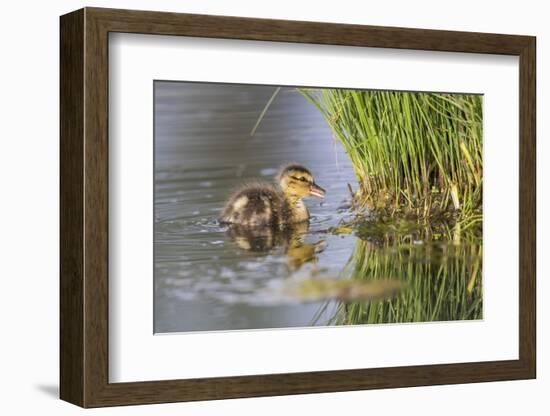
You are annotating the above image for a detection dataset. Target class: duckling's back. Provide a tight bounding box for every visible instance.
[219,184,283,227]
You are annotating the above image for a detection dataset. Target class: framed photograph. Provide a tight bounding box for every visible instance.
[60,7,536,408]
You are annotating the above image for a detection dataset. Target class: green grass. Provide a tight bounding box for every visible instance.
[320,221,483,325]
[300,89,483,226]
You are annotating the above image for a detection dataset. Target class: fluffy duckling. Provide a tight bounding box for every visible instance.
[219,164,326,227]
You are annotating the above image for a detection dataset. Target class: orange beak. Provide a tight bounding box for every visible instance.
[309,182,326,198]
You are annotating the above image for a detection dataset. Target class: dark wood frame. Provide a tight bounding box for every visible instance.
[60,7,536,408]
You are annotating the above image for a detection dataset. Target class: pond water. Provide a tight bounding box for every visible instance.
[154,82,482,333]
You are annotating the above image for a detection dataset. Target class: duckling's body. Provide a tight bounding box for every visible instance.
[220,183,285,227]
[219,165,325,227]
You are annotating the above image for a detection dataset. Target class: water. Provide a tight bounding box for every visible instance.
[154,81,482,333]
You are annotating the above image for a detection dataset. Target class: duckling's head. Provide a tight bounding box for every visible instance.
[278,164,326,200]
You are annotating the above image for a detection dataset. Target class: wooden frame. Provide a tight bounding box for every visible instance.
[60,7,536,408]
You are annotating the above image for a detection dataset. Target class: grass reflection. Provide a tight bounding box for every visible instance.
[321,220,482,325]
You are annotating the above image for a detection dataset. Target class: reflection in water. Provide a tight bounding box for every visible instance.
[323,222,483,325]
[153,81,482,333]
[225,221,327,272]
[283,277,405,303]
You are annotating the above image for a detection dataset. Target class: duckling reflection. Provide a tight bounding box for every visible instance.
[226,221,326,271]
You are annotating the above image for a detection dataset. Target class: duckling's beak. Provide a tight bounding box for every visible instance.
[309,183,326,198]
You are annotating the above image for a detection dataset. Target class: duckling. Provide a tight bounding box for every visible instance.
[219,164,326,227]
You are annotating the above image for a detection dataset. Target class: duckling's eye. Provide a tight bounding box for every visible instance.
[290,175,308,183]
